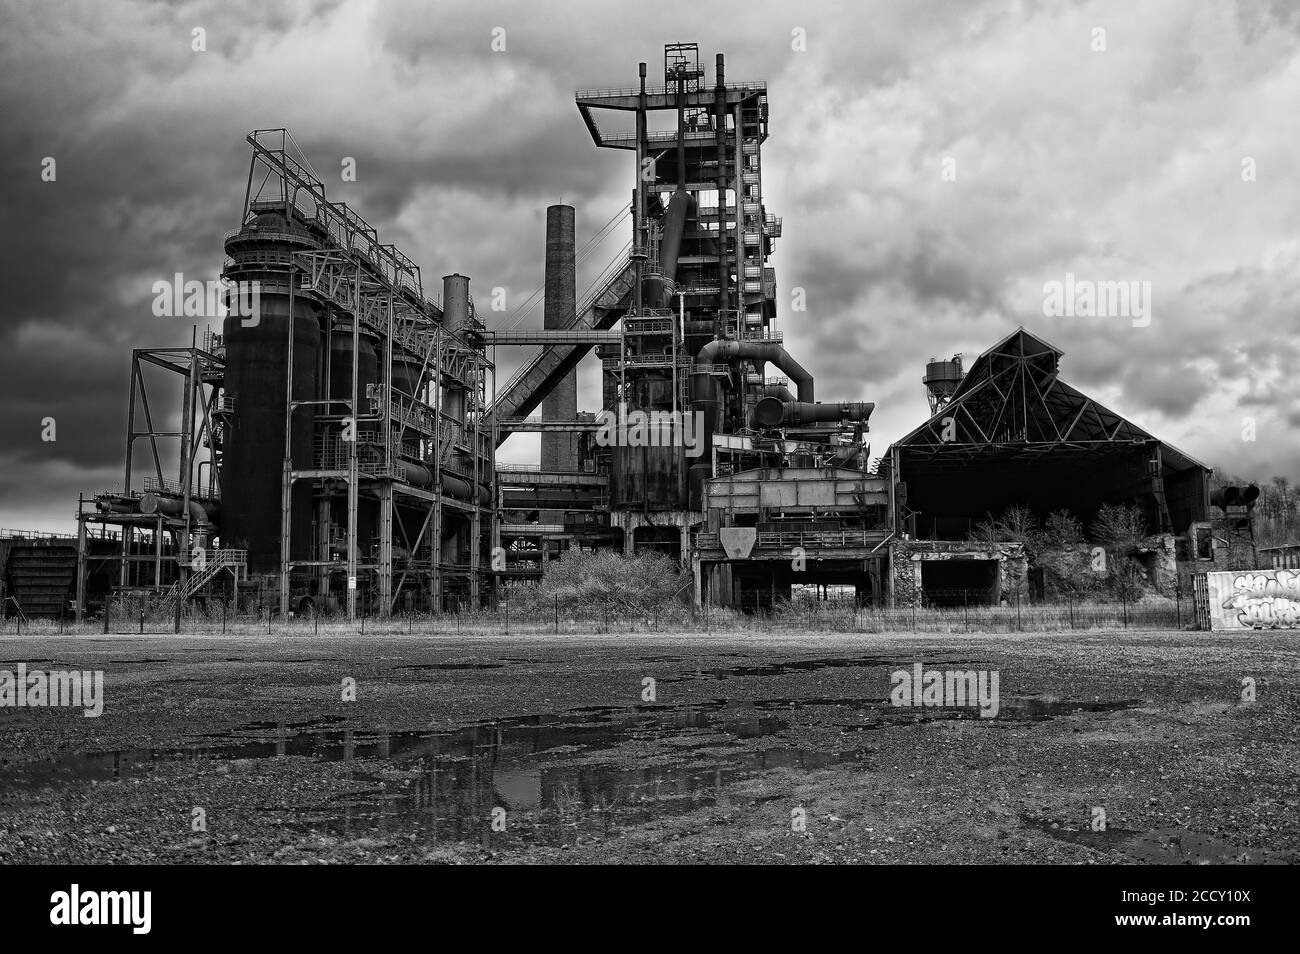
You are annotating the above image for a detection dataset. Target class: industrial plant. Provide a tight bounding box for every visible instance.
[0,43,1258,623]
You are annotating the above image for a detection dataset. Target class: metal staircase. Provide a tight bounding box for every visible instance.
[156,549,248,617]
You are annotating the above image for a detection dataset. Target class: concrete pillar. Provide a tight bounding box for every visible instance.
[541,205,578,472]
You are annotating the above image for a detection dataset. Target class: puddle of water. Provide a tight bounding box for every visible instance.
[0,701,862,846]
[303,743,866,845]
[1023,816,1289,864]
[0,687,1142,849]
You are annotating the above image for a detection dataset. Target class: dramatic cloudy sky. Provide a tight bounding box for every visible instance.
[2,0,1298,532]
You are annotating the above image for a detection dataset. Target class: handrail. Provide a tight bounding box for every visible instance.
[575,81,766,99]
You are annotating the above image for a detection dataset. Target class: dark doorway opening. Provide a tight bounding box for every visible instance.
[921,559,999,607]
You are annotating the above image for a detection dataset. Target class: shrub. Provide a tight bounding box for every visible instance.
[504,549,689,617]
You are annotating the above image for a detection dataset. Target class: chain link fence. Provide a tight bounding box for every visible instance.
[15,586,1197,636]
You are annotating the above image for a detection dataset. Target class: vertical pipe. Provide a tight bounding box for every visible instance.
[634,62,647,315]
[346,269,360,620]
[75,500,86,622]
[431,331,442,612]
[714,53,729,324]
[470,351,481,608]
[279,274,298,618]
[380,294,394,617]
[121,363,136,587]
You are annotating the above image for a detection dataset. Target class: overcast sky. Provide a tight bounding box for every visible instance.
[2,0,1298,532]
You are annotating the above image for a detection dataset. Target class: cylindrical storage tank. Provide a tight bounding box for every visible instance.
[220,294,320,574]
[391,349,424,398]
[328,319,379,403]
[923,359,962,404]
[442,274,471,334]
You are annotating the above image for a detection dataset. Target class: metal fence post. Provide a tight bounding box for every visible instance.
[555,594,559,634]
[103,593,111,634]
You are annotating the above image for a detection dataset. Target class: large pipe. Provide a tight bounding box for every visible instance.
[399,461,491,505]
[660,190,694,285]
[541,205,577,472]
[1211,484,1259,509]
[688,337,815,508]
[752,397,874,428]
[139,492,219,525]
[1210,486,1239,509]
[694,338,813,401]
[646,189,696,309]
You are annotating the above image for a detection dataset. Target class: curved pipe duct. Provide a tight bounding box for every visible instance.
[689,338,818,508]
[694,339,813,402]
[645,189,696,309]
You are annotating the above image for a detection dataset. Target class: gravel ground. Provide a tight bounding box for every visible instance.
[0,627,1295,864]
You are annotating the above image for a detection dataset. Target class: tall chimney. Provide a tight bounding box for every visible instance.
[541,205,578,472]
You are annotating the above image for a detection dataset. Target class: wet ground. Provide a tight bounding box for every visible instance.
[0,628,1296,864]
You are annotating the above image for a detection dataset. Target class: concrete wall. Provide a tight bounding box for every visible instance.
[889,539,1029,608]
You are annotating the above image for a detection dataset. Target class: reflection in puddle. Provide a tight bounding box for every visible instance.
[0,702,865,846]
[0,687,1143,850]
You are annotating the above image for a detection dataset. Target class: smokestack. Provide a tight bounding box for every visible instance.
[441,273,470,425]
[541,205,578,472]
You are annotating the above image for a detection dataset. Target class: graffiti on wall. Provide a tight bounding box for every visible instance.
[1206,569,1300,630]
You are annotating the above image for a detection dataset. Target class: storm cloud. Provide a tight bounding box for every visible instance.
[1,0,1298,530]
